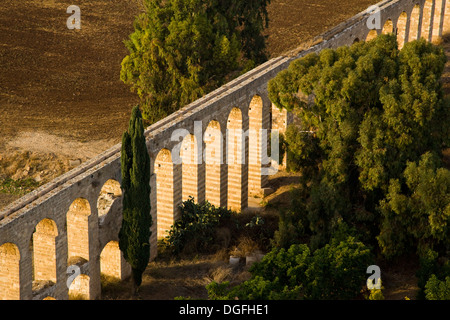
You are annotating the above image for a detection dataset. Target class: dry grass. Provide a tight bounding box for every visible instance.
[101,255,252,300]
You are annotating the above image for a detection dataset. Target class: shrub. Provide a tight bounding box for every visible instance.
[304,235,374,300]
[208,231,374,300]
[425,275,450,300]
[163,197,233,255]
[416,249,450,299]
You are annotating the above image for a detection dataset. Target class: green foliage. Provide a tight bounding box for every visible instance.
[118,105,152,288]
[272,185,310,248]
[121,0,270,123]
[425,275,450,300]
[207,244,309,300]
[416,249,450,299]
[267,34,450,259]
[305,235,373,300]
[0,178,40,195]
[283,124,321,175]
[208,229,373,300]
[163,197,233,254]
[378,153,450,259]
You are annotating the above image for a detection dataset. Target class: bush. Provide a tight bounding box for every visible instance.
[416,249,450,299]
[206,244,309,300]
[163,197,233,255]
[425,275,450,300]
[207,231,374,300]
[272,186,309,249]
[304,235,374,299]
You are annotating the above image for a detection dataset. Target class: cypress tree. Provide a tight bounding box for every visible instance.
[119,105,152,291]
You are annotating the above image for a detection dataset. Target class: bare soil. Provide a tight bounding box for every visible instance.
[0,0,379,209]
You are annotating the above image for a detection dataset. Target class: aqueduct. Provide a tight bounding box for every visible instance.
[1,0,450,299]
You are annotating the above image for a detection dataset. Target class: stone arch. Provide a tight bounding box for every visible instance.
[155,148,181,238]
[67,198,91,264]
[180,133,205,203]
[204,120,224,207]
[382,19,394,34]
[100,241,130,280]
[68,274,90,300]
[97,179,122,218]
[0,242,21,300]
[226,107,247,211]
[248,95,268,195]
[397,11,409,49]
[422,0,434,41]
[366,29,378,41]
[353,38,360,43]
[32,218,58,284]
[409,4,421,41]
[444,0,450,35]
[432,0,445,42]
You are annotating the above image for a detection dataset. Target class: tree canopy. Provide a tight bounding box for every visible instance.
[268,34,450,259]
[121,0,270,123]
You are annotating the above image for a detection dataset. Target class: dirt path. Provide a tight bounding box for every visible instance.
[5,131,116,160]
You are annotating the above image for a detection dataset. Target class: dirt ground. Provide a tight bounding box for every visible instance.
[0,1,378,197]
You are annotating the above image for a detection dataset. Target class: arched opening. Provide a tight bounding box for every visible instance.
[100,241,130,281]
[432,0,445,43]
[97,179,122,218]
[382,19,394,34]
[366,29,378,41]
[409,4,421,41]
[180,134,204,203]
[227,107,247,211]
[0,242,21,300]
[32,219,58,286]
[397,12,408,49]
[248,95,268,195]
[155,148,181,238]
[353,38,360,43]
[421,0,434,41]
[68,274,90,300]
[67,198,91,264]
[204,120,223,207]
[444,0,450,35]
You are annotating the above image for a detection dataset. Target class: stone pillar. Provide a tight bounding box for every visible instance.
[397,12,409,49]
[248,95,269,196]
[155,149,182,239]
[443,0,450,35]
[226,107,248,212]
[149,157,158,261]
[432,0,445,42]
[422,0,435,41]
[181,134,205,204]
[204,120,224,208]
